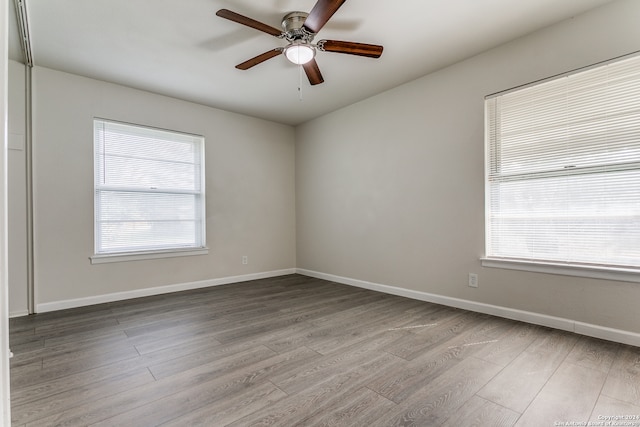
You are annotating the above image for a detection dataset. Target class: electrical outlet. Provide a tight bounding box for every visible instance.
[468,273,478,288]
[242,256,248,265]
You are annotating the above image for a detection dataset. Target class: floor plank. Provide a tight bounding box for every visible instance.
[565,335,619,373]
[474,322,542,367]
[590,394,640,424]
[601,345,640,407]
[159,381,288,427]
[11,368,155,425]
[377,356,504,426]
[440,395,520,427]
[476,328,579,413]
[514,362,607,427]
[301,387,397,427]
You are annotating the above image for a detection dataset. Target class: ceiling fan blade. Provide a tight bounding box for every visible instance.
[216,9,283,37]
[318,40,383,58]
[236,49,283,70]
[303,59,324,85]
[303,0,347,34]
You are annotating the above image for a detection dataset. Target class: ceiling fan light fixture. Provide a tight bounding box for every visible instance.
[285,43,315,65]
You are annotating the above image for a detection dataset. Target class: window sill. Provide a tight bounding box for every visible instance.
[481,257,640,283]
[90,248,209,264]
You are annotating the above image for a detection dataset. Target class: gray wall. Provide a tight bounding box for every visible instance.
[295,0,640,334]
[29,67,296,308]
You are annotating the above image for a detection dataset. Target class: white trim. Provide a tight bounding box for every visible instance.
[25,64,33,314]
[481,258,640,283]
[90,247,209,264]
[36,268,296,313]
[296,268,640,347]
[9,310,28,318]
[574,322,640,346]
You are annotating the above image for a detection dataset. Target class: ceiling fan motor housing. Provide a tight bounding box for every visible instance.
[282,12,314,42]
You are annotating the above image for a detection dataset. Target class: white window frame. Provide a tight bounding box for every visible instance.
[482,53,640,283]
[91,119,207,264]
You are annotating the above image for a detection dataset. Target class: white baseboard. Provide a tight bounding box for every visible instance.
[296,268,640,348]
[9,310,29,319]
[36,269,296,313]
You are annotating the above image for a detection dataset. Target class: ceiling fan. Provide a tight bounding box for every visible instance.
[216,0,383,85]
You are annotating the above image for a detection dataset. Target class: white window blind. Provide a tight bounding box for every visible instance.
[94,119,205,255]
[485,54,640,270]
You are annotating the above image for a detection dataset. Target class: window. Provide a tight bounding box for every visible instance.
[485,54,640,274]
[93,119,206,262]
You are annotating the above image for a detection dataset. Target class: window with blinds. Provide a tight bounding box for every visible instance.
[485,54,640,270]
[94,119,205,255]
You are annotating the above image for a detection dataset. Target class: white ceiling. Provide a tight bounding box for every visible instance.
[9,0,615,125]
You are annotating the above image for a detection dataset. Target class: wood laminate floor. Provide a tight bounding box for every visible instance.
[9,274,640,426]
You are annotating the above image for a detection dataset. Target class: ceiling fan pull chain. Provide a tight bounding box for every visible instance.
[298,64,304,101]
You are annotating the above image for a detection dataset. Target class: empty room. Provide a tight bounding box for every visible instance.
[2,0,640,425]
